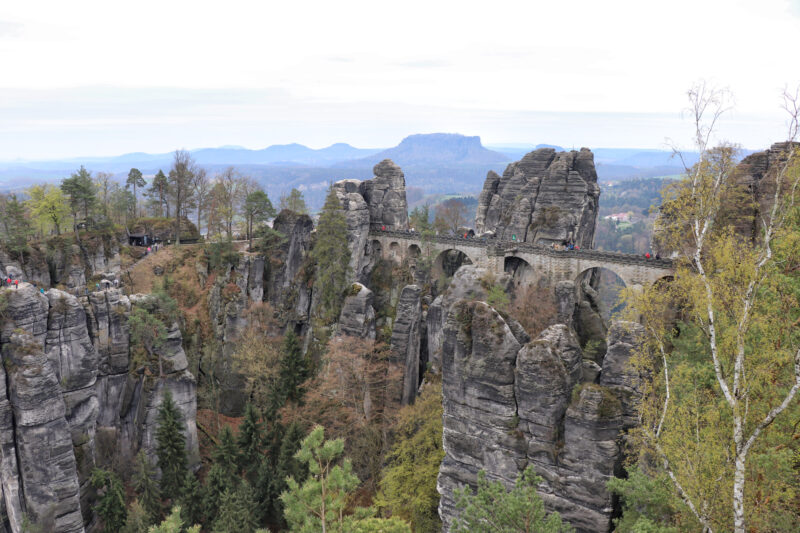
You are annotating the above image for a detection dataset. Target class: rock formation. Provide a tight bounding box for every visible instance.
[732,141,800,242]
[267,210,315,328]
[333,160,410,284]
[0,284,198,533]
[390,285,423,404]
[435,270,646,532]
[0,234,123,294]
[474,148,600,248]
[332,180,372,284]
[338,283,376,339]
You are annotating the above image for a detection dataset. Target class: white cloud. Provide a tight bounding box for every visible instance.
[1,0,798,158]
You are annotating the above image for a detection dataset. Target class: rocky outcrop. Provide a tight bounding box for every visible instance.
[332,181,372,284]
[0,285,198,532]
[732,142,800,243]
[0,235,123,294]
[267,210,315,326]
[437,301,526,526]
[360,160,409,231]
[474,148,600,248]
[390,285,423,404]
[426,266,527,372]
[333,160,410,284]
[338,283,376,339]
[208,255,266,358]
[436,284,645,532]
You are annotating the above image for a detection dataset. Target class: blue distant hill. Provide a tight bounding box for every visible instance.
[341,133,511,168]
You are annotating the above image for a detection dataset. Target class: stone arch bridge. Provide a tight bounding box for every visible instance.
[370,230,674,289]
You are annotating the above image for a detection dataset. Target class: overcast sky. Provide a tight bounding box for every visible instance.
[2,0,800,160]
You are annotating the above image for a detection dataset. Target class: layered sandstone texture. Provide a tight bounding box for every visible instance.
[0,284,198,533]
[435,268,644,532]
[475,147,600,248]
[333,159,409,284]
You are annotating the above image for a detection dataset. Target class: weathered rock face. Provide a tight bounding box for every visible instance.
[360,160,409,231]
[437,301,526,526]
[732,141,800,242]
[390,285,423,404]
[0,236,123,294]
[0,285,199,533]
[332,181,373,284]
[333,160,410,285]
[338,283,376,339]
[436,277,646,533]
[208,255,266,358]
[474,148,600,248]
[267,210,315,326]
[426,266,525,372]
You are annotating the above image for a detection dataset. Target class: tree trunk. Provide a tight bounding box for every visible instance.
[733,451,746,533]
[175,195,181,245]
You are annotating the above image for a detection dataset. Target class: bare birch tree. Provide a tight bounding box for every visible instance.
[626,83,800,532]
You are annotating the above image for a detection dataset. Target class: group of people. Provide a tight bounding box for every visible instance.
[144,242,161,256]
[2,271,121,296]
[552,241,580,251]
[1,274,20,289]
[0,274,46,294]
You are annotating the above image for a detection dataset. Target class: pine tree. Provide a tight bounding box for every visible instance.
[60,166,97,225]
[147,170,170,218]
[0,193,31,260]
[155,389,188,499]
[310,186,351,322]
[265,421,307,528]
[277,421,307,486]
[180,471,204,528]
[278,331,309,405]
[203,462,234,522]
[451,466,571,533]
[280,425,360,532]
[149,506,200,533]
[90,469,127,533]
[126,168,146,218]
[213,426,240,481]
[237,403,264,484]
[122,499,150,533]
[132,450,162,523]
[212,482,259,533]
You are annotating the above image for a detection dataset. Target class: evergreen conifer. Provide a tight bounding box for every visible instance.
[132,450,162,523]
[237,403,264,483]
[212,482,259,533]
[90,469,127,533]
[121,499,150,533]
[278,331,308,404]
[310,186,351,322]
[155,390,188,499]
[180,471,204,528]
[203,462,234,523]
[213,426,240,481]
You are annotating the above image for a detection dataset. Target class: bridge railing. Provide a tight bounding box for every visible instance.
[368,229,673,269]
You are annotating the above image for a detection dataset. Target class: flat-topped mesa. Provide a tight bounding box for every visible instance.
[475,147,600,248]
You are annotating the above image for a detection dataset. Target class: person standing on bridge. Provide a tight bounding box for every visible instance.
[645,252,651,259]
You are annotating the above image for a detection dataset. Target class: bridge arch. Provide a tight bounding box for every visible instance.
[432,248,474,279]
[408,244,421,259]
[370,239,383,259]
[575,266,628,322]
[504,256,536,288]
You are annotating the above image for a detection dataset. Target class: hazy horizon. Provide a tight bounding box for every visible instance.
[2,0,800,160]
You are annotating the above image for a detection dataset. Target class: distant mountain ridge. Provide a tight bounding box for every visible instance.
[0,143,383,176]
[341,133,511,168]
